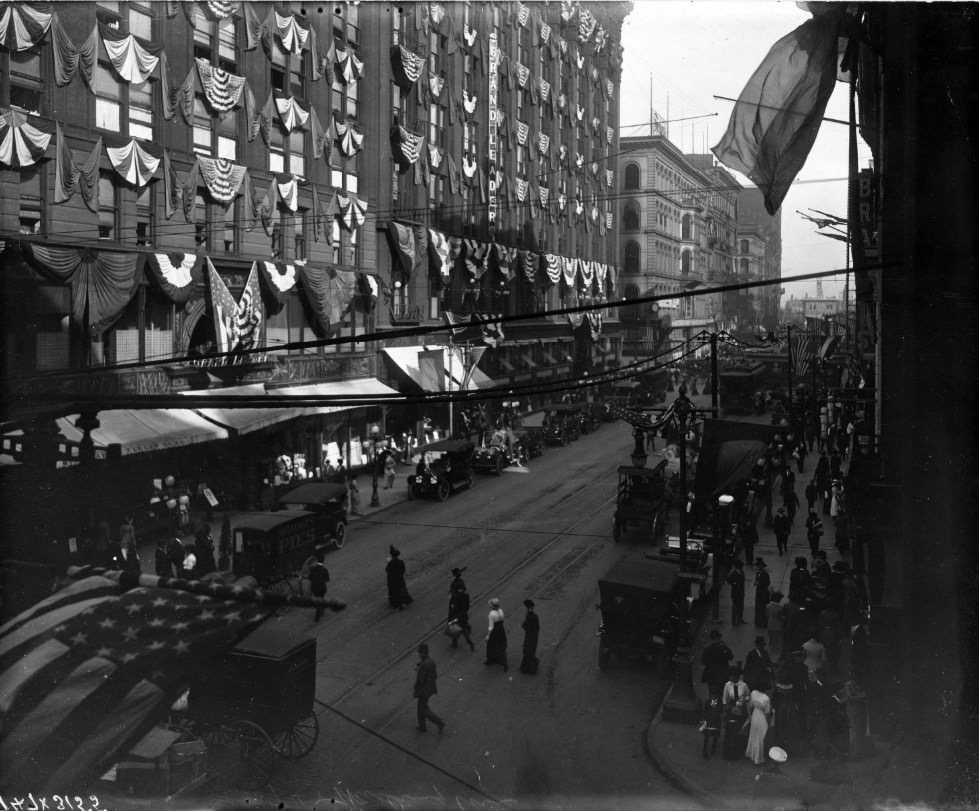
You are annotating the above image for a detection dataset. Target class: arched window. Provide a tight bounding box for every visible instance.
[681,213,692,240]
[623,201,641,231]
[740,257,749,275]
[740,239,749,254]
[624,240,641,273]
[624,162,641,190]
[681,251,691,276]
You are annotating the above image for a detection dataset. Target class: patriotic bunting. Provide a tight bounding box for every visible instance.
[539,78,551,104]
[26,244,139,335]
[0,109,52,168]
[277,177,299,212]
[335,117,364,157]
[542,254,561,284]
[208,258,263,353]
[54,124,101,210]
[335,45,364,84]
[273,9,309,55]
[515,178,528,202]
[337,192,367,231]
[427,228,452,283]
[560,255,577,287]
[310,106,330,158]
[428,73,445,99]
[578,9,597,42]
[0,2,52,50]
[576,48,585,70]
[463,91,477,115]
[464,24,477,48]
[607,125,614,145]
[104,137,161,187]
[540,20,551,44]
[427,143,443,169]
[101,25,160,84]
[275,94,310,132]
[195,57,247,112]
[516,63,530,88]
[516,120,530,145]
[392,44,425,89]
[462,153,478,180]
[606,169,614,188]
[561,0,578,23]
[257,260,298,314]
[142,252,203,303]
[198,156,247,203]
[537,132,550,155]
[392,124,425,166]
[538,185,550,209]
[578,259,594,287]
[517,3,530,28]
[386,221,416,277]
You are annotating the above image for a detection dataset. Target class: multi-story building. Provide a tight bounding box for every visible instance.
[0,1,630,539]
[618,136,759,361]
[736,187,782,332]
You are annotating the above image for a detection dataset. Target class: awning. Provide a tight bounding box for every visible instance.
[56,409,229,455]
[383,346,494,392]
[182,377,400,435]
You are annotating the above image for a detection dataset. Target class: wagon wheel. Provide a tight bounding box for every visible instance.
[437,479,451,501]
[274,712,320,758]
[228,720,277,790]
[333,521,347,549]
[270,579,295,616]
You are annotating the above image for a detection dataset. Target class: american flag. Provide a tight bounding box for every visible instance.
[443,311,504,348]
[790,332,817,379]
[0,572,297,793]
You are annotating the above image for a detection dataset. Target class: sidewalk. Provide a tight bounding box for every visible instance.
[646,460,895,810]
[134,462,412,572]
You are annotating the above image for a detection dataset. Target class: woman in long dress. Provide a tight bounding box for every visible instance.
[386,546,412,610]
[722,664,750,761]
[745,686,773,766]
[484,598,508,671]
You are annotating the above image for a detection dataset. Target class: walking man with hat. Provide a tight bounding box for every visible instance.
[700,629,734,695]
[413,644,445,734]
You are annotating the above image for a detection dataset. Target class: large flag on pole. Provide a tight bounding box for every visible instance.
[207,258,264,353]
[711,7,845,215]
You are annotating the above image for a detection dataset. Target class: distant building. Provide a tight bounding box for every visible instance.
[737,188,782,332]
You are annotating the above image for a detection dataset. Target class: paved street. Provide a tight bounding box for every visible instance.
[178,417,700,811]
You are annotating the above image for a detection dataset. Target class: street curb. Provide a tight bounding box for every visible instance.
[645,711,727,810]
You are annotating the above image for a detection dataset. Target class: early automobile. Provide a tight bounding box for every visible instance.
[407,438,477,501]
[612,460,669,543]
[596,558,685,670]
[513,426,545,459]
[275,481,349,548]
[601,381,641,421]
[541,404,582,445]
[473,429,528,475]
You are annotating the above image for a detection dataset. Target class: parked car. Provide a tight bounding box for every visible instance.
[274,481,349,549]
[514,427,545,459]
[541,404,582,445]
[473,429,528,475]
[407,439,477,501]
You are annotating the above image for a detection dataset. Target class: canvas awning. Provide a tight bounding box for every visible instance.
[56,409,229,455]
[183,377,400,435]
[383,346,494,392]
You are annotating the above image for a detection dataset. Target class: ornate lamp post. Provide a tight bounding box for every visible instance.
[631,426,648,469]
[662,384,702,724]
[712,494,735,622]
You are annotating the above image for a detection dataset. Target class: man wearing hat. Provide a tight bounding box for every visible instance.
[772,507,791,556]
[413,644,445,734]
[449,567,467,596]
[519,599,540,675]
[700,629,733,694]
[726,558,746,627]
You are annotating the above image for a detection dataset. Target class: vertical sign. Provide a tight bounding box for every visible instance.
[487,32,499,237]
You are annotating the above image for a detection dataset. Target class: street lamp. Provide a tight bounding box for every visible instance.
[369,423,381,507]
[630,426,647,469]
[661,384,702,724]
[712,494,735,622]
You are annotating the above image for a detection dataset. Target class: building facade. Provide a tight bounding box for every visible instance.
[0,1,631,545]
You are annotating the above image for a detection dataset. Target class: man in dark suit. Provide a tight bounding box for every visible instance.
[727,558,746,626]
[308,552,330,621]
[700,629,734,694]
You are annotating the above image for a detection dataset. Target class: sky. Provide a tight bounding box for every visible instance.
[618,1,869,303]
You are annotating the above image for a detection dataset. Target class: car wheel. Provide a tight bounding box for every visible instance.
[598,646,611,670]
[333,521,346,549]
[437,480,451,501]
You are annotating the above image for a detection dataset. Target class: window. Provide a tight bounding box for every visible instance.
[740,258,749,275]
[624,162,641,190]
[391,5,406,46]
[6,47,43,114]
[34,284,72,371]
[682,213,692,240]
[135,184,154,246]
[293,208,308,261]
[428,102,445,150]
[98,175,118,240]
[15,166,42,235]
[194,192,211,249]
[271,44,308,100]
[94,63,122,132]
[740,239,750,254]
[332,75,359,121]
[270,126,306,177]
[334,2,359,44]
[681,251,692,276]
[624,241,641,274]
[221,199,237,253]
[623,201,641,232]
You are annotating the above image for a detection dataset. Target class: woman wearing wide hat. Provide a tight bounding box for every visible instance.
[484,598,508,671]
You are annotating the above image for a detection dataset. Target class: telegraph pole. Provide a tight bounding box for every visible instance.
[710,331,719,420]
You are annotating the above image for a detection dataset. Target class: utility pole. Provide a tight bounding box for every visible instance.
[709,331,719,420]
[786,324,793,415]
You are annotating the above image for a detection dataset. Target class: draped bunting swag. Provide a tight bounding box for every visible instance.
[428,229,452,283]
[297,264,358,334]
[335,116,364,156]
[0,109,52,167]
[105,137,161,187]
[274,94,310,132]
[273,9,309,55]
[392,44,425,90]
[26,244,139,336]
[0,3,52,51]
[392,125,425,166]
[336,193,367,231]
[196,58,247,113]
[277,177,299,212]
[55,124,101,211]
[335,45,364,84]
[256,260,298,315]
[142,252,203,303]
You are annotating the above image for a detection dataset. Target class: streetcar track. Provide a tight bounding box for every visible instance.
[320,476,621,710]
